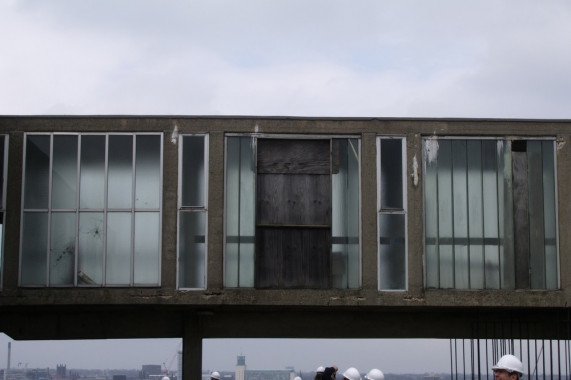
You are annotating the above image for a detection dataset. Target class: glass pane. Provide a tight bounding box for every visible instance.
[52,135,78,210]
[178,211,206,288]
[78,212,104,285]
[451,140,469,289]
[225,137,255,287]
[482,140,500,289]
[106,212,132,285]
[182,136,205,207]
[542,141,557,289]
[49,212,76,285]
[499,141,514,289]
[80,135,106,209]
[467,141,485,288]
[108,135,133,209]
[24,135,50,209]
[135,135,161,209]
[378,214,405,290]
[0,136,4,203]
[380,139,403,210]
[134,212,160,285]
[332,138,360,289]
[21,212,48,285]
[424,139,439,288]
[437,140,453,288]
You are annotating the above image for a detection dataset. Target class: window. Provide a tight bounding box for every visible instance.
[177,135,208,289]
[0,136,7,290]
[377,137,407,290]
[423,138,557,289]
[20,133,162,287]
[225,136,360,289]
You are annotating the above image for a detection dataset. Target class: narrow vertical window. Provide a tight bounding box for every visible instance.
[178,135,208,289]
[20,133,162,287]
[377,137,407,290]
[0,136,7,289]
[423,138,558,290]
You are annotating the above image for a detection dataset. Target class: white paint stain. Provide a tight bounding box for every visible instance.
[412,154,419,187]
[171,123,179,144]
[254,123,259,134]
[424,138,439,165]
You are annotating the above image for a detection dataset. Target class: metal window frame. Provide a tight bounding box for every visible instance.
[421,136,559,290]
[19,132,163,288]
[0,135,7,291]
[376,136,408,291]
[176,133,209,290]
[223,133,362,289]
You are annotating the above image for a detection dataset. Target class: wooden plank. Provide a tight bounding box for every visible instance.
[512,150,530,289]
[527,142,546,288]
[257,139,330,174]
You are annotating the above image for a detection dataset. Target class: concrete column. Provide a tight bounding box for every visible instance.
[183,316,203,380]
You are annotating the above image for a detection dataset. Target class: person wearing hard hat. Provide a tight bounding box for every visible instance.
[315,366,325,380]
[364,369,384,380]
[342,367,361,380]
[294,377,302,380]
[211,371,221,380]
[492,354,524,380]
[322,365,338,380]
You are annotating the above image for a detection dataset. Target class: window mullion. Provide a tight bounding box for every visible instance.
[131,135,136,286]
[103,134,109,286]
[46,135,54,286]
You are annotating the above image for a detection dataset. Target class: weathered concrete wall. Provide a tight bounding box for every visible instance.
[1,116,570,347]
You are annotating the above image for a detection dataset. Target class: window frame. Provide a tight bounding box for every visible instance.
[376,136,408,291]
[0,135,7,290]
[176,133,209,290]
[422,136,559,290]
[19,132,163,287]
[223,133,362,289]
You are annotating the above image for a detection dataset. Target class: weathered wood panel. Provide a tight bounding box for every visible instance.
[512,150,530,289]
[257,138,330,174]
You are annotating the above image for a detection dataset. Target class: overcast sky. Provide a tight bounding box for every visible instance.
[1,0,571,118]
[1,0,570,375]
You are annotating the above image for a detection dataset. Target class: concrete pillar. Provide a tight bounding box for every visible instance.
[183,316,202,380]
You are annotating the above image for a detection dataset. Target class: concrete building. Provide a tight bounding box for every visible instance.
[1,116,571,379]
[235,356,294,380]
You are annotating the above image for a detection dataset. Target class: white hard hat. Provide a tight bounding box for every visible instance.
[492,355,524,376]
[364,369,384,380]
[294,377,302,380]
[316,367,325,374]
[343,367,361,380]
[211,371,221,380]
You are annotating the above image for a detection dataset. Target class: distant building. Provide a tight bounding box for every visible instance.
[141,365,163,379]
[236,356,294,380]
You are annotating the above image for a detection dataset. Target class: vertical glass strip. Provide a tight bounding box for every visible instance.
[542,141,558,289]
[482,140,500,289]
[467,140,484,289]
[106,212,132,285]
[80,135,106,209]
[179,211,206,288]
[24,135,51,209]
[500,140,515,289]
[182,136,205,207]
[452,140,469,289]
[528,141,546,289]
[380,139,403,209]
[78,212,104,285]
[49,212,76,285]
[52,135,78,210]
[134,212,160,285]
[21,212,48,285]
[108,135,133,209]
[424,139,439,288]
[135,135,161,209]
[437,140,453,288]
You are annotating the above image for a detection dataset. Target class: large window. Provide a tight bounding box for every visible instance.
[0,136,7,290]
[20,133,162,287]
[377,137,407,290]
[177,135,208,289]
[423,138,558,289]
[225,136,360,289]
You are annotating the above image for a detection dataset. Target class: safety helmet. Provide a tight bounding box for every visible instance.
[343,367,361,380]
[316,367,325,374]
[364,369,384,380]
[294,377,302,380]
[492,355,524,376]
[211,371,221,380]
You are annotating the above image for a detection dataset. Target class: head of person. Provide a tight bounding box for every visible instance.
[315,367,325,380]
[323,366,338,380]
[492,355,524,380]
[211,371,221,380]
[294,377,302,380]
[342,367,361,380]
[364,369,384,380]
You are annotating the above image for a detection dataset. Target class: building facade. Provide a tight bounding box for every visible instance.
[1,116,571,379]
